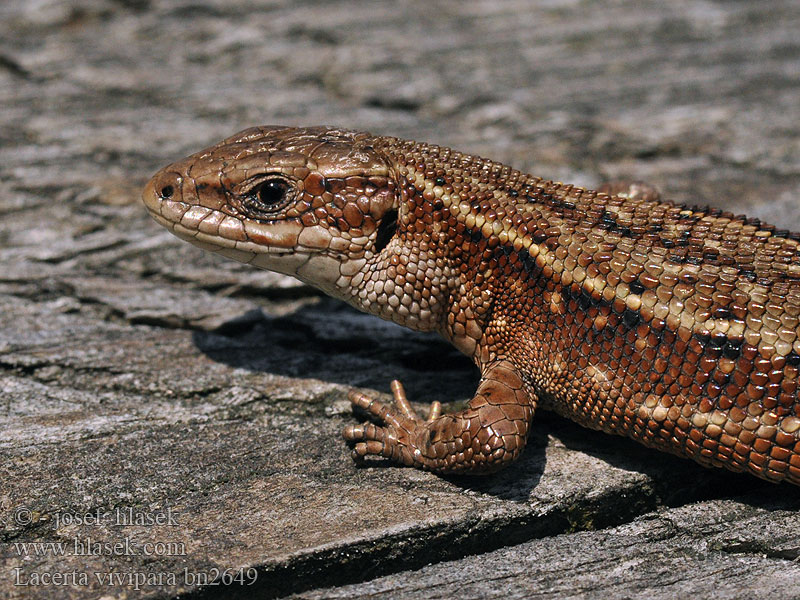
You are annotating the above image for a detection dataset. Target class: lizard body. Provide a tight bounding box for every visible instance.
[143,126,800,484]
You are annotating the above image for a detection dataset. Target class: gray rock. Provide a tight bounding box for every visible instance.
[295,496,800,600]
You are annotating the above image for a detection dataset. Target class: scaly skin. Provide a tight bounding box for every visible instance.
[143,126,800,484]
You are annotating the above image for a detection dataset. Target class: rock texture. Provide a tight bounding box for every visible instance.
[1,1,799,598]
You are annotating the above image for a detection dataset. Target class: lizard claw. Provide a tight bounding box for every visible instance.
[343,381,439,468]
[343,361,532,474]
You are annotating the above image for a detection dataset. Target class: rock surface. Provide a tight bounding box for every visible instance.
[1,0,799,598]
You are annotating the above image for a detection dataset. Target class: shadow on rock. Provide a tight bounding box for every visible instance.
[192,297,479,406]
[550,411,800,509]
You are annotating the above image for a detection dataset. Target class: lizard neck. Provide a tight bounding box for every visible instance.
[339,137,533,361]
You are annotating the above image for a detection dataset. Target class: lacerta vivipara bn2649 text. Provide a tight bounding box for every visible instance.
[143,126,800,485]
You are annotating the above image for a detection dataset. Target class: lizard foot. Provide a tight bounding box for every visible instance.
[343,380,441,469]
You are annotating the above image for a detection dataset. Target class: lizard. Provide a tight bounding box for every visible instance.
[142,125,800,485]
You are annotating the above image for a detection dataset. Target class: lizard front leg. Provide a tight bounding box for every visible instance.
[343,360,535,474]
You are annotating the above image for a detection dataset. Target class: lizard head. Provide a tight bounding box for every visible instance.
[143,126,450,331]
[143,126,397,294]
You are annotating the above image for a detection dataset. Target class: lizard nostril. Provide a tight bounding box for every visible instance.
[159,185,174,199]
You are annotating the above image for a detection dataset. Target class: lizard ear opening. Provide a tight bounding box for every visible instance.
[374,208,398,252]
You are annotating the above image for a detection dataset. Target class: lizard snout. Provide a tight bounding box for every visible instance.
[142,167,184,216]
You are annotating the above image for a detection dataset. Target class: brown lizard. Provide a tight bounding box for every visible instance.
[143,126,800,485]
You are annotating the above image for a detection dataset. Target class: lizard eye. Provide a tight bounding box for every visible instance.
[239,177,294,217]
[252,178,291,208]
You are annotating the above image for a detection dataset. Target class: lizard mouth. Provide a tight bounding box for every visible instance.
[143,178,301,262]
